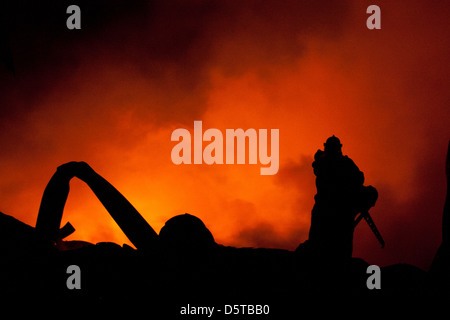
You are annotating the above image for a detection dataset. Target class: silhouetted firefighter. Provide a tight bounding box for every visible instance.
[307,136,382,262]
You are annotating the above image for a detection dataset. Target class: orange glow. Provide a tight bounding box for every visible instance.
[0,1,449,270]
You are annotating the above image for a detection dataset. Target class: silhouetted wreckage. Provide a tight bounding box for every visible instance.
[0,137,449,314]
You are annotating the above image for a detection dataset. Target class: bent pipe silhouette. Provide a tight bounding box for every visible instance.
[35,162,159,253]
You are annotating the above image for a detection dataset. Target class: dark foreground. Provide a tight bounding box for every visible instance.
[0,211,448,317]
